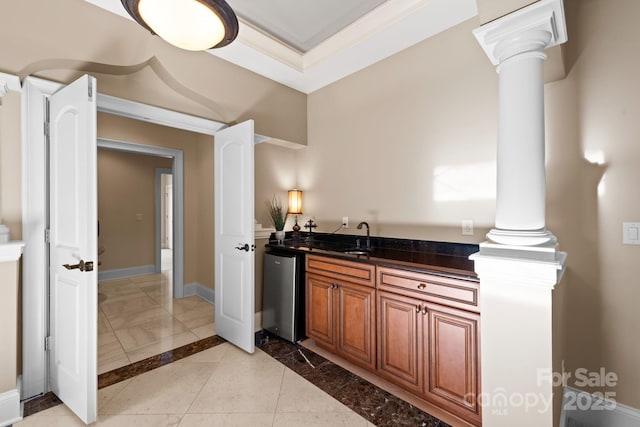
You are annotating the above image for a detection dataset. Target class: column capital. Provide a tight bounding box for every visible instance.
[473,0,567,66]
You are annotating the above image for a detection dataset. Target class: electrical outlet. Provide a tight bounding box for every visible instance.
[461,220,474,236]
[342,216,349,228]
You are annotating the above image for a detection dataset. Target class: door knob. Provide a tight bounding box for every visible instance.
[63,260,94,272]
[235,243,250,252]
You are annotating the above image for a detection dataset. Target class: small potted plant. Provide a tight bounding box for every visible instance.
[266,195,288,242]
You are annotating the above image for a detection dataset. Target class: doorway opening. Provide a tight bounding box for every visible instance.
[156,168,173,279]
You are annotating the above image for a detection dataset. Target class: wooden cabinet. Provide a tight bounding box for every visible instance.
[306,255,376,370]
[305,255,481,426]
[377,291,422,393]
[425,303,480,422]
[377,266,481,426]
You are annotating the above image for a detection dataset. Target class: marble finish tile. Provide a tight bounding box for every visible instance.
[129,273,168,284]
[22,392,62,417]
[98,309,113,335]
[100,294,160,318]
[126,330,200,363]
[97,335,226,389]
[98,331,130,375]
[165,296,211,315]
[105,306,172,330]
[95,414,182,426]
[172,305,214,330]
[276,369,352,414]
[100,362,217,415]
[187,348,284,414]
[98,379,132,411]
[190,323,216,339]
[178,413,274,427]
[114,316,190,352]
[273,411,369,427]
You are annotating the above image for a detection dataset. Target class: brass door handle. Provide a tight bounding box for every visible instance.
[63,260,94,272]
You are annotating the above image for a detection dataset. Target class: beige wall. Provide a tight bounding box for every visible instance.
[301,17,496,243]
[0,260,19,392]
[98,113,215,289]
[97,149,172,271]
[0,92,22,240]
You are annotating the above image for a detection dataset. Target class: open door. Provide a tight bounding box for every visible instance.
[214,120,255,354]
[48,74,98,424]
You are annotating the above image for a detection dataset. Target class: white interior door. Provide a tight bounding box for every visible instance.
[48,74,98,424]
[214,120,255,354]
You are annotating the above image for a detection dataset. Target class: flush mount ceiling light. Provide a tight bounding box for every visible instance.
[121,0,239,51]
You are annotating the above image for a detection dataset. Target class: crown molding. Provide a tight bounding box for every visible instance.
[85,0,478,93]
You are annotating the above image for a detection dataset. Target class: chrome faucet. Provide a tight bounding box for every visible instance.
[356,221,371,249]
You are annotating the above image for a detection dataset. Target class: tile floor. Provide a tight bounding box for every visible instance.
[98,272,216,374]
[16,343,374,427]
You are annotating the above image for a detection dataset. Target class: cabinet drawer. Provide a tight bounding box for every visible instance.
[377,267,479,312]
[306,254,375,288]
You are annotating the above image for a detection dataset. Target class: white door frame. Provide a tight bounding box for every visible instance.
[21,76,226,399]
[155,168,173,270]
[98,139,184,296]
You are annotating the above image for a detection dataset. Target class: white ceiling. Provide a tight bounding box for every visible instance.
[227,0,387,53]
[85,0,478,94]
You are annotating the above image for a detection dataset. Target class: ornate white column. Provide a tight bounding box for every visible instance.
[474,0,567,246]
[0,73,21,244]
[471,1,568,426]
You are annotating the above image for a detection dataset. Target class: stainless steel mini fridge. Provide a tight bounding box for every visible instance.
[263,252,305,343]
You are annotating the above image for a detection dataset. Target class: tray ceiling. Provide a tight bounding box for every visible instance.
[85,0,478,93]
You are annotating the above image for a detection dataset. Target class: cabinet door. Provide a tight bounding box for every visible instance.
[306,273,335,348]
[424,303,480,424]
[377,291,422,392]
[335,281,376,370]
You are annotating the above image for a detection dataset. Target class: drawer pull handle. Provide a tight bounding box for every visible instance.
[417,283,427,290]
[415,304,421,313]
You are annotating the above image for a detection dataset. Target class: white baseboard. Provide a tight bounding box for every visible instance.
[183,282,214,305]
[560,386,640,427]
[0,385,22,427]
[98,264,156,281]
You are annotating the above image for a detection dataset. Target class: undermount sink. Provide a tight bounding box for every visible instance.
[342,248,371,256]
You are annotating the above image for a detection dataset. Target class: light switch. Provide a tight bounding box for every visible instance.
[136,213,143,221]
[623,222,640,245]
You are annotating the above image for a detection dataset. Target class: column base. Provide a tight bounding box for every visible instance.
[487,228,558,247]
[0,224,10,244]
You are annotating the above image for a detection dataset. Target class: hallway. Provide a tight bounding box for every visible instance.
[98,272,215,374]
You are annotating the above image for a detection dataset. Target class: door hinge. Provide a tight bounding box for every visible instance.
[44,99,50,139]
[45,228,50,244]
[88,79,93,100]
[45,336,51,352]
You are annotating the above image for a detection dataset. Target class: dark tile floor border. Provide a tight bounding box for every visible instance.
[256,331,451,427]
[23,335,226,417]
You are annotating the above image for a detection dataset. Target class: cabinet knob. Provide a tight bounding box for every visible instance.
[415,304,421,313]
[422,306,428,315]
[417,283,427,290]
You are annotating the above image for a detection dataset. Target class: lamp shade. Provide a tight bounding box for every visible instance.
[121,0,239,51]
[288,189,303,215]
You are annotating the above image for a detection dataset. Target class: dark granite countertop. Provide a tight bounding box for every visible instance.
[265,232,479,282]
